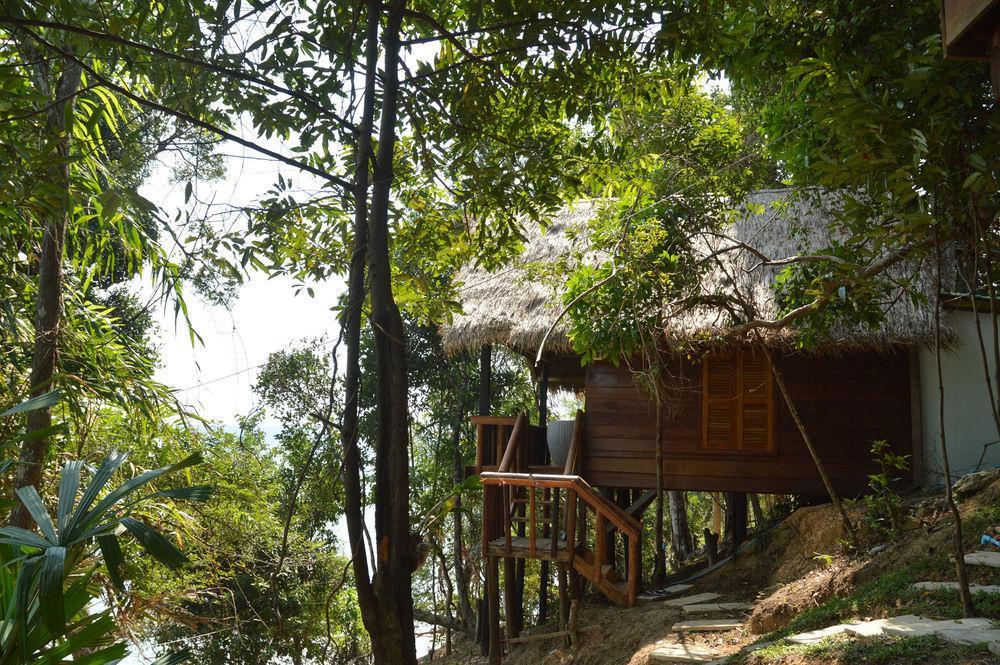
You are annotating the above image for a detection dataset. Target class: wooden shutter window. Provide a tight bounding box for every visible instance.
[701,350,774,453]
[702,354,736,450]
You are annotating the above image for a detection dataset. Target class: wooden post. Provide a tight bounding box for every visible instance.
[727,492,748,549]
[479,345,492,416]
[537,362,550,625]
[504,556,518,644]
[488,556,501,665]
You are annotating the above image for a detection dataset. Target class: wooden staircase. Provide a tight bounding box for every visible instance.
[480,411,641,608]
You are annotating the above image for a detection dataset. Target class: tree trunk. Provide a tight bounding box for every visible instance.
[934,248,976,617]
[667,491,691,565]
[750,494,766,529]
[10,58,83,529]
[337,2,389,661]
[366,2,417,661]
[764,347,860,550]
[451,416,474,626]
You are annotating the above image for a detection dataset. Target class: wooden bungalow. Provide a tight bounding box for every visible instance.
[441,190,999,661]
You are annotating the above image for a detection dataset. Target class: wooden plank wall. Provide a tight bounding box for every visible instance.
[581,349,913,496]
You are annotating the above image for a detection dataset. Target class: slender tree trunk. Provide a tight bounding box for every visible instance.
[667,491,691,564]
[750,494,765,529]
[339,1,382,659]
[10,58,82,529]
[451,414,474,626]
[764,347,860,549]
[367,2,417,661]
[934,245,976,617]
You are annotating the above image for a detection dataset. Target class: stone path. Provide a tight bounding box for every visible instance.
[681,602,754,615]
[672,618,744,633]
[638,584,695,603]
[964,550,1000,568]
[663,592,721,607]
[913,581,1000,594]
[786,614,998,652]
[649,642,726,663]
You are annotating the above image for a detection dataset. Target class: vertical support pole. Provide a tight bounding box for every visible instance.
[479,345,492,416]
[728,492,748,549]
[537,361,550,625]
[503,556,518,644]
[478,345,493,656]
[488,556,501,665]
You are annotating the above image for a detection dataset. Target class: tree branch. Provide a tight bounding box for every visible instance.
[20,28,353,190]
[0,15,356,131]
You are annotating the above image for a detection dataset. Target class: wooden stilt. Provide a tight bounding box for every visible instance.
[504,556,518,644]
[488,556,501,665]
[539,487,551,625]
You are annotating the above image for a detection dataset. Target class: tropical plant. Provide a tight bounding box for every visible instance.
[0,448,208,664]
[862,439,910,537]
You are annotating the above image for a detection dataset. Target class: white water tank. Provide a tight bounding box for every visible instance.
[546,420,575,467]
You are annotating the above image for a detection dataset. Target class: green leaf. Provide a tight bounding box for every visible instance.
[57,460,83,537]
[15,486,57,544]
[39,546,67,633]
[14,557,38,656]
[65,451,128,536]
[0,525,53,550]
[121,517,188,570]
[98,535,125,591]
[147,485,214,502]
[81,452,204,532]
[0,390,62,417]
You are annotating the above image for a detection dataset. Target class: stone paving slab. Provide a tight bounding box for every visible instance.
[671,618,744,632]
[682,602,754,614]
[787,624,852,645]
[881,616,993,637]
[935,628,1000,646]
[843,617,900,637]
[639,584,696,603]
[649,643,723,663]
[663,592,721,607]
[913,581,1000,594]
[964,551,1000,568]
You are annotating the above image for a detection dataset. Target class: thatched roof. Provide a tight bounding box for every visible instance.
[440,190,945,356]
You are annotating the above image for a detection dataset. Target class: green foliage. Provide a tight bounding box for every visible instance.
[562,74,774,366]
[862,440,910,537]
[737,634,989,665]
[0,436,203,664]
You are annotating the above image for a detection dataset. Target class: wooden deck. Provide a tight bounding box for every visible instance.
[487,536,572,561]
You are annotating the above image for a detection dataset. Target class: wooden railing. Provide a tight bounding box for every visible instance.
[481,469,641,607]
